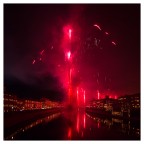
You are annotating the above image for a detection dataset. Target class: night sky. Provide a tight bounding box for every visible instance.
[4,4,140,101]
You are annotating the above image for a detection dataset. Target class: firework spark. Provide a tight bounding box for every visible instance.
[94,24,101,30]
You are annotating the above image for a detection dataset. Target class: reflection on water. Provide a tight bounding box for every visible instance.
[63,109,87,140]
[6,109,140,140]
[86,112,140,139]
[6,112,61,140]
[68,127,72,139]
[64,109,139,140]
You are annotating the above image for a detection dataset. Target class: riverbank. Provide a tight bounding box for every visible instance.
[85,108,140,122]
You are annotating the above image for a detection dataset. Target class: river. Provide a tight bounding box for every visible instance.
[5,109,140,140]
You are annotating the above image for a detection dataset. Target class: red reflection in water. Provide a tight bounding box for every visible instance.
[82,132,84,137]
[77,113,80,133]
[84,114,86,128]
[97,90,100,99]
[68,127,72,139]
[97,122,100,128]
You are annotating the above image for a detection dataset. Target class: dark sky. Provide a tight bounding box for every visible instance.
[4,4,140,101]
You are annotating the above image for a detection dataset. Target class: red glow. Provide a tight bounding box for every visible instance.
[94,24,101,30]
[77,89,79,95]
[105,32,109,35]
[68,127,72,139]
[97,90,100,99]
[77,89,79,106]
[67,51,71,60]
[69,29,72,39]
[97,122,100,128]
[112,41,116,45]
[115,95,117,99]
[68,88,72,102]
[63,25,72,42]
[76,113,80,133]
[32,60,35,64]
[82,132,84,137]
[40,49,44,55]
[84,114,86,128]
[70,69,72,83]
[84,90,85,104]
